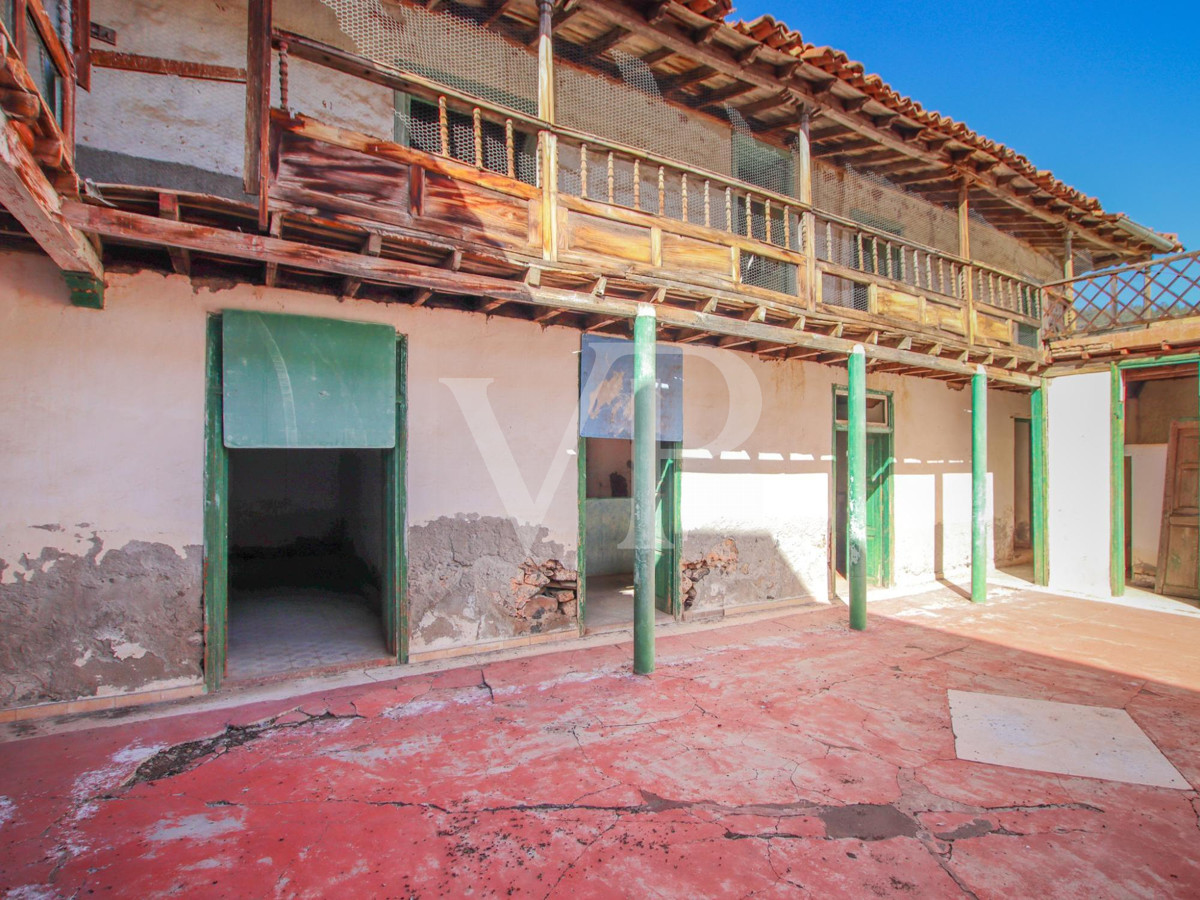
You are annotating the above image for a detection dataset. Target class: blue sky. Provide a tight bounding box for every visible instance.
[729,0,1200,250]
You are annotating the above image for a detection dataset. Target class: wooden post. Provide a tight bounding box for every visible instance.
[958,179,975,345]
[244,0,272,199]
[1111,363,1126,597]
[1031,379,1049,587]
[633,304,657,674]
[972,365,988,602]
[536,0,557,260]
[848,345,867,630]
[536,0,555,123]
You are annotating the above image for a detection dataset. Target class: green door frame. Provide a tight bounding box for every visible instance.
[1111,355,1200,599]
[830,384,895,589]
[656,440,683,618]
[201,314,408,692]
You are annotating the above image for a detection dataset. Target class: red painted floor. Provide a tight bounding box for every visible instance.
[3,586,1200,897]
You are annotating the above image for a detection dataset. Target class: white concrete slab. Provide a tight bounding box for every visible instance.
[948,689,1189,789]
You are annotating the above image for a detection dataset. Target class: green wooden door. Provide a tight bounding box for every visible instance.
[865,432,892,586]
[654,442,680,615]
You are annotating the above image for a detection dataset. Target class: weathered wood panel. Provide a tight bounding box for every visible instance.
[925,299,967,336]
[974,310,1013,345]
[272,129,411,227]
[660,231,731,277]
[422,171,534,249]
[566,211,654,264]
[875,287,922,324]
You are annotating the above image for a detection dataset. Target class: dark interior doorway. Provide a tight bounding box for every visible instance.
[226,448,388,680]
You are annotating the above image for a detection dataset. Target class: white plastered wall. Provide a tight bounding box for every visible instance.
[680,346,835,606]
[0,252,580,587]
[77,0,395,181]
[676,347,1025,605]
[1047,371,1112,596]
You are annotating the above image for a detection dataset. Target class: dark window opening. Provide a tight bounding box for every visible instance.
[396,93,538,185]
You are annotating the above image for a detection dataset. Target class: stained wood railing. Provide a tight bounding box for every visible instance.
[1043,249,1200,338]
[270,28,1045,353]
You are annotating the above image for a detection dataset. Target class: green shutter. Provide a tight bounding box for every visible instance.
[222,311,397,449]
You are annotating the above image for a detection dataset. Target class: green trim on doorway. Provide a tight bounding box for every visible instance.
[202,315,229,692]
[831,382,895,591]
[1030,380,1049,586]
[1118,353,1200,371]
[971,368,988,603]
[1110,363,1126,598]
[384,336,409,663]
[576,434,587,636]
[657,440,683,619]
[202,313,409,683]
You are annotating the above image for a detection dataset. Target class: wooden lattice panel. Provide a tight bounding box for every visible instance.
[1045,249,1200,337]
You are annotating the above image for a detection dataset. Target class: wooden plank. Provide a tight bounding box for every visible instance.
[271,129,411,227]
[64,202,1040,386]
[566,211,653,264]
[91,50,246,82]
[660,230,730,276]
[243,0,271,195]
[0,116,102,280]
[157,193,191,276]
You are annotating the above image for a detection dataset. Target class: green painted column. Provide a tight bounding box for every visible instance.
[972,365,988,602]
[1110,363,1126,597]
[1030,380,1049,587]
[633,304,657,674]
[848,345,867,631]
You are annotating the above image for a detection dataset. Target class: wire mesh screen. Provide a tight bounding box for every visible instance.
[968,211,1059,285]
[554,39,799,198]
[292,0,538,115]
[74,0,249,195]
[812,160,958,257]
[555,45,732,176]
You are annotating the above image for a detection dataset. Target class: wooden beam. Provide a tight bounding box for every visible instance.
[243,0,272,196]
[63,202,1039,386]
[583,26,631,57]
[341,232,382,298]
[264,212,284,286]
[91,50,246,83]
[157,194,191,276]
[0,115,103,284]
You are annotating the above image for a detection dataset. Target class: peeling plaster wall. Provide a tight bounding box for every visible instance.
[1047,371,1112,597]
[0,251,581,705]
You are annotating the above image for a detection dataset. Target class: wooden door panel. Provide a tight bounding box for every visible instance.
[1156,421,1199,598]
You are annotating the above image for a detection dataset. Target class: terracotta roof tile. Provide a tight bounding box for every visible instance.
[727,13,1177,249]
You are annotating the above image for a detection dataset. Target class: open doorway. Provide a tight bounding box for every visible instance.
[831,388,893,589]
[226,449,389,680]
[1123,363,1199,602]
[581,437,678,632]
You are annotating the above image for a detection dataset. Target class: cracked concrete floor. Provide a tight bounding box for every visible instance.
[3,585,1200,897]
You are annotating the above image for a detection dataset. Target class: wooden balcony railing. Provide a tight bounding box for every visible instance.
[1043,249,1200,338]
[270,28,1045,356]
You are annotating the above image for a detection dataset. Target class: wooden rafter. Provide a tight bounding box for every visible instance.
[63,201,1039,386]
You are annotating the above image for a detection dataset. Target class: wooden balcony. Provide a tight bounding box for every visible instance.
[266,28,1044,376]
